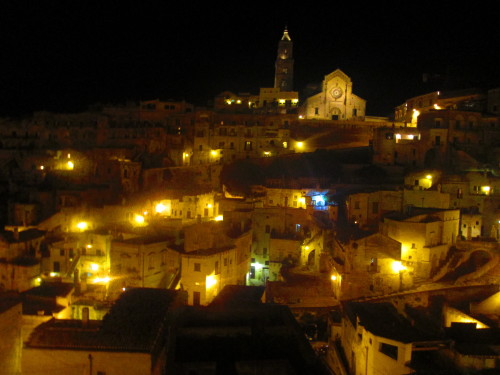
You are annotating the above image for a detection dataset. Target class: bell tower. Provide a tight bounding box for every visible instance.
[274,27,294,92]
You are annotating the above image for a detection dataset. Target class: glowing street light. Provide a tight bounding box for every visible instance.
[392,261,406,273]
[206,275,217,289]
[155,203,166,214]
[77,222,88,231]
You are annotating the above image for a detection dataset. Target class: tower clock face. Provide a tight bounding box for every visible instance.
[331,87,343,99]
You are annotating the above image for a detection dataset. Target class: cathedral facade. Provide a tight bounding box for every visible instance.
[301,69,366,120]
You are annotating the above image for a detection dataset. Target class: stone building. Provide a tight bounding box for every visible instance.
[110,235,176,295]
[301,69,366,120]
[380,208,460,279]
[394,88,486,125]
[179,222,252,305]
[330,302,442,375]
[191,111,293,164]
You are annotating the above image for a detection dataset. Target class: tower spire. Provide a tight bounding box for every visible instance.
[281,26,291,41]
[274,27,294,91]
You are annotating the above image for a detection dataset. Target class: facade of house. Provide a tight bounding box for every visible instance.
[380,208,460,278]
[331,233,406,299]
[180,222,252,305]
[332,302,442,375]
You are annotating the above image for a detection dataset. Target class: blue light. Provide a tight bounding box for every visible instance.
[312,195,325,206]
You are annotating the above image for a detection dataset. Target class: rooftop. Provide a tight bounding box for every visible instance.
[344,302,440,343]
[26,288,184,352]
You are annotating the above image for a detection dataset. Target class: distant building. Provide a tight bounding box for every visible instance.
[214,29,299,114]
[179,222,252,305]
[331,232,407,299]
[192,111,293,164]
[110,235,176,294]
[0,227,45,292]
[380,208,460,278]
[301,69,366,120]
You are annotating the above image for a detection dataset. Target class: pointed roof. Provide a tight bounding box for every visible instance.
[281,27,291,41]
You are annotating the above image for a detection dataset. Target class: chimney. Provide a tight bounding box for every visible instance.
[82,307,89,328]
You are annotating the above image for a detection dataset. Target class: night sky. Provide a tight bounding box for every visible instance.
[1,1,499,117]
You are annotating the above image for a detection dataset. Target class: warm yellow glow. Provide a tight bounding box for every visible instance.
[77,222,88,231]
[225,99,232,105]
[252,262,263,270]
[263,151,271,156]
[86,244,92,249]
[331,275,337,281]
[206,275,217,289]
[183,153,189,158]
[207,203,213,209]
[283,141,288,148]
[412,109,420,125]
[279,99,286,104]
[426,175,432,179]
[451,315,489,329]
[67,153,71,159]
[210,150,217,156]
[392,261,406,273]
[93,276,110,284]
[305,246,310,251]
[214,215,223,221]
[296,141,304,149]
[236,99,242,104]
[299,115,304,119]
[292,99,299,104]
[67,161,74,170]
[90,263,99,271]
[395,133,402,140]
[134,214,145,224]
[35,277,42,285]
[49,272,57,277]
[434,104,442,110]
[40,165,45,170]
[298,197,306,205]
[155,203,166,213]
[482,186,491,194]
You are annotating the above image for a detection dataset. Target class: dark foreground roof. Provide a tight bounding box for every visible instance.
[344,301,439,343]
[26,288,184,352]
